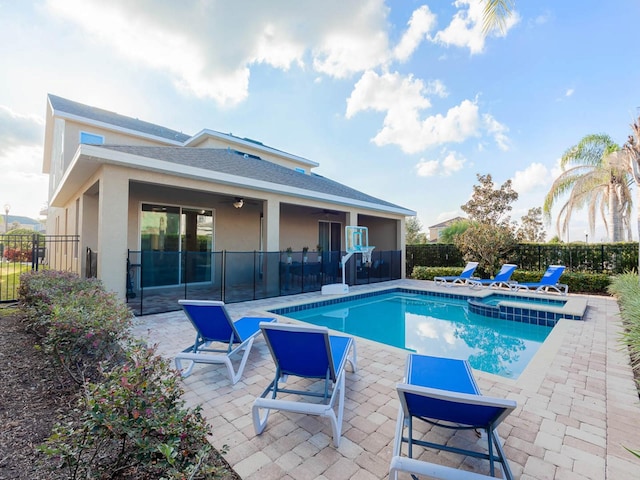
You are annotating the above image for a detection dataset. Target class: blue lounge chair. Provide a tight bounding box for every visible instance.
[433,261,479,286]
[175,300,276,384]
[390,353,516,480]
[468,264,517,290]
[513,265,568,295]
[252,323,357,447]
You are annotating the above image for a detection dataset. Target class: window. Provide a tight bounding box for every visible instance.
[79,131,104,144]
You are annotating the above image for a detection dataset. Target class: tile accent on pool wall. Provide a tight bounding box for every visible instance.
[269,287,469,315]
[467,299,573,326]
[269,287,583,325]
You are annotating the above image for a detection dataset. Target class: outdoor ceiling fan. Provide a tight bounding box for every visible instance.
[310,208,341,217]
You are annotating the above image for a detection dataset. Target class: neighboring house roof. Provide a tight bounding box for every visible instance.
[428,216,465,229]
[48,94,191,143]
[94,145,409,212]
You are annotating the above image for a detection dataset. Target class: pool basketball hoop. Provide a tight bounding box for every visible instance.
[322,226,375,295]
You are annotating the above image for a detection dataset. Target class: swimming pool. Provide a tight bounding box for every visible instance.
[271,290,556,379]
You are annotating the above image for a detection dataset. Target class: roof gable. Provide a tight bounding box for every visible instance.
[48,94,191,143]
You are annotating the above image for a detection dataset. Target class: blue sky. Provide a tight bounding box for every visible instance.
[1,0,639,241]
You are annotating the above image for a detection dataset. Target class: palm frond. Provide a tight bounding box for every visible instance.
[482,0,514,34]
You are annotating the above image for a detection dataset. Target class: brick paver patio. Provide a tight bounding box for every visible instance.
[132,280,640,479]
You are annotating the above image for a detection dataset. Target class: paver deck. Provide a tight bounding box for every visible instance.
[132,279,640,479]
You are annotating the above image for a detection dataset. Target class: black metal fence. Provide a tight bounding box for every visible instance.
[126,249,402,315]
[0,234,80,302]
[406,243,639,276]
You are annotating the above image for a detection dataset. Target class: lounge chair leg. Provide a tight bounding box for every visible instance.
[175,356,195,378]
[225,337,255,384]
[252,403,271,435]
[329,372,346,447]
[348,342,357,373]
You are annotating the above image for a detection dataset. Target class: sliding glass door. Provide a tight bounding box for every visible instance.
[140,204,213,288]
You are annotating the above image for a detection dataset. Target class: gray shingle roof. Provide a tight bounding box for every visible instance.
[48,94,191,143]
[96,145,407,210]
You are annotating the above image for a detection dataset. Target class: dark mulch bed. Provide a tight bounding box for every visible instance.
[0,307,241,479]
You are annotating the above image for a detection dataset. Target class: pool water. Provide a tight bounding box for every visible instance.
[280,292,552,379]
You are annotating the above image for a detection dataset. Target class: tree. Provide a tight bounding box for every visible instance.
[457,174,518,275]
[454,223,517,277]
[405,216,427,244]
[623,116,640,278]
[517,207,546,242]
[440,218,471,244]
[461,173,518,227]
[543,134,634,242]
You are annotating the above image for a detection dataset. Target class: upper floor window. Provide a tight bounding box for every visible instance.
[79,131,104,144]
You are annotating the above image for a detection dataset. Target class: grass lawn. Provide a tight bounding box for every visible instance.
[0,263,30,301]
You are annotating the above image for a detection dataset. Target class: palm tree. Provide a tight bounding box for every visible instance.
[543,134,634,242]
[623,116,640,275]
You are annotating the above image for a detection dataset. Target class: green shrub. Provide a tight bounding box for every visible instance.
[41,342,223,479]
[19,270,133,384]
[511,271,610,294]
[608,272,640,459]
[18,270,100,334]
[19,270,227,478]
[411,266,465,280]
[47,287,133,383]
[608,273,640,374]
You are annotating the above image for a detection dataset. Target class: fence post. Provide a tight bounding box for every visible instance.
[31,234,38,271]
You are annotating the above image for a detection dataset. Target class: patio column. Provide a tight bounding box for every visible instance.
[262,198,281,289]
[397,217,406,279]
[97,166,129,299]
[263,198,280,253]
[345,210,358,228]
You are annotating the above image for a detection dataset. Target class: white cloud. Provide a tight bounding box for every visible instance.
[415,151,466,177]
[511,162,550,194]
[347,71,508,153]
[46,0,397,105]
[550,157,564,178]
[424,79,449,98]
[415,159,440,177]
[441,151,466,174]
[432,0,520,54]
[0,144,48,217]
[346,70,431,119]
[0,106,43,155]
[392,5,437,62]
[483,114,510,151]
[565,88,575,97]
